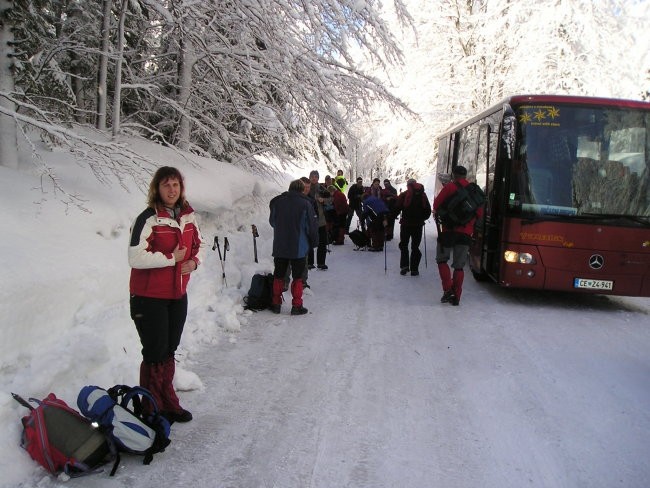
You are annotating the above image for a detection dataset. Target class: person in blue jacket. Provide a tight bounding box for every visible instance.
[269,179,319,315]
[361,194,389,251]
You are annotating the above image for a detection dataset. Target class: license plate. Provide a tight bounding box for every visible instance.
[573,278,614,290]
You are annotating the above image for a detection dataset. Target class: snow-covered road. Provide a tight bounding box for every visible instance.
[73,239,650,488]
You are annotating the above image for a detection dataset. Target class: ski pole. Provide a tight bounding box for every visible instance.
[251,225,259,263]
[222,237,229,286]
[423,223,428,268]
[384,222,388,274]
[213,236,228,287]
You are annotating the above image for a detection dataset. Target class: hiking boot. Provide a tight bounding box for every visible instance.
[317,264,328,270]
[162,409,193,423]
[308,264,315,270]
[411,269,419,276]
[290,305,308,315]
[440,290,455,303]
[400,267,409,275]
[270,304,281,314]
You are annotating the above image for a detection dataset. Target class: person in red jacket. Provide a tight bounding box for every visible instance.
[128,166,204,422]
[433,165,483,306]
[329,184,350,245]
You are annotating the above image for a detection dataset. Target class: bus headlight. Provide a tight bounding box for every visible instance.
[504,250,537,264]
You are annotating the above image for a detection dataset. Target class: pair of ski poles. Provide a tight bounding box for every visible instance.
[212,225,260,287]
[212,236,229,287]
[382,221,429,274]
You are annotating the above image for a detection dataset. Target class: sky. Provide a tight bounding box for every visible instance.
[1,132,649,488]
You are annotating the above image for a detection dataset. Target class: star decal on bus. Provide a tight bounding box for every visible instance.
[534,109,546,121]
[519,112,532,124]
[547,106,560,119]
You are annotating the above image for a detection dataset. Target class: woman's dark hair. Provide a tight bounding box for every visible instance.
[147,166,188,209]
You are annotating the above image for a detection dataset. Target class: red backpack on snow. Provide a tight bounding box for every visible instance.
[12,392,113,478]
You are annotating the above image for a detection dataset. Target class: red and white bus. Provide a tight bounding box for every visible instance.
[435,95,650,297]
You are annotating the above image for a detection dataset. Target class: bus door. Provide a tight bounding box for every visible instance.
[472,123,499,280]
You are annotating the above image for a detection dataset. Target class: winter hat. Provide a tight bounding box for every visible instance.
[453,166,467,177]
[407,178,417,186]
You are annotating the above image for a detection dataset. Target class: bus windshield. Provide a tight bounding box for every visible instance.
[508,104,650,222]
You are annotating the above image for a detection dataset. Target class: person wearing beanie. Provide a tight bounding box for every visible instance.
[432,165,482,306]
[395,178,431,276]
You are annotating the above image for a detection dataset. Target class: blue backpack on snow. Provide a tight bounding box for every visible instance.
[77,385,171,475]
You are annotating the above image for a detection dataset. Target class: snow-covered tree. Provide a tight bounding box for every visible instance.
[355,0,650,182]
[0,0,18,169]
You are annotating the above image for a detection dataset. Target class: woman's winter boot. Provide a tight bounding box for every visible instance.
[139,361,165,415]
[160,355,193,423]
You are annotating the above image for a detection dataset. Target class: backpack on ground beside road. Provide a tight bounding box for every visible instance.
[12,392,113,479]
[437,182,485,227]
[243,273,275,311]
[349,229,370,249]
[77,385,171,475]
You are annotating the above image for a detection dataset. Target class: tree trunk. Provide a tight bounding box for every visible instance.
[96,0,111,130]
[111,0,128,139]
[176,36,194,151]
[0,0,18,168]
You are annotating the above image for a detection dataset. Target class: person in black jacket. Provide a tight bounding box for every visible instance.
[395,178,431,276]
[269,179,319,315]
[346,176,366,233]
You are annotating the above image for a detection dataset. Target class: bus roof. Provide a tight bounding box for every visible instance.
[438,94,650,137]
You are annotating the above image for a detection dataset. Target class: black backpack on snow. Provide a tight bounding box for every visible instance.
[437,181,485,227]
[349,229,369,249]
[243,273,275,311]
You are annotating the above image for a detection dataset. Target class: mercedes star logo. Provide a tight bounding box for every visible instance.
[588,254,604,270]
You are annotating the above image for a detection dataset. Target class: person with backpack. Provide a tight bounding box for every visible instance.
[329,184,350,245]
[284,176,314,290]
[433,165,484,305]
[128,166,204,423]
[381,178,398,241]
[346,176,366,233]
[361,193,389,251]
[269,179,319,315]
[395,178,431,276]
[310,171,333,269]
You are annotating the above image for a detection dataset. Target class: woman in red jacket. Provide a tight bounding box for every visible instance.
[128,166,203,422]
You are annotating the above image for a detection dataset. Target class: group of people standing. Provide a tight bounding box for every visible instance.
[267,165,483,313]
[125,164,481,423]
